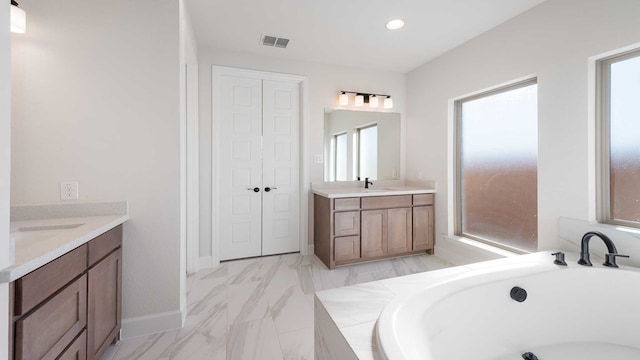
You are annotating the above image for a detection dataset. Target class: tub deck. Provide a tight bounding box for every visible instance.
[314,251,575,359]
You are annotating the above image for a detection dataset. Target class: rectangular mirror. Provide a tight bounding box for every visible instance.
[324,109,401,182]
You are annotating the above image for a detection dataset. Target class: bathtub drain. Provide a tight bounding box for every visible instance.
[522,352,538,360]
[510,286,527,302]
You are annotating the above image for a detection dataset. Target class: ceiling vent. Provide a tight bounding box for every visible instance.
[261,34,290,49]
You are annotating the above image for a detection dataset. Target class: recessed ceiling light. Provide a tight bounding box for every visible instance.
[385,19,405,30]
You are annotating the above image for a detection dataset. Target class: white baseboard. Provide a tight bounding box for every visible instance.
[199,255,213,269]
[181,302,187,326]
[121,309,184,339]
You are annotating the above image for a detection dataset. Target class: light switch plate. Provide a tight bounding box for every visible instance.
[313,154,324,163]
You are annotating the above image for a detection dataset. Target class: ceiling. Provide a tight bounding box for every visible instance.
[185,0,546,73]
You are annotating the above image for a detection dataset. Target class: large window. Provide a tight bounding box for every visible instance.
[456,79,538,252]
[598,49,640,226]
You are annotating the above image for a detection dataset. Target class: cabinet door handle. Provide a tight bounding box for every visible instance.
[247,187,260,193]
[264,187,278,192]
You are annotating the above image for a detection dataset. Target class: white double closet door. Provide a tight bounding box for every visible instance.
[219,74,300,261]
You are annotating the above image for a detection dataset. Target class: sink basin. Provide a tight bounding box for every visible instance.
[360,188,388,193]
[11,223,84,245]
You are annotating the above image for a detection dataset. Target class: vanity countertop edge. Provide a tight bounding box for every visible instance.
[1,212,129,283]
[312,186,436,198]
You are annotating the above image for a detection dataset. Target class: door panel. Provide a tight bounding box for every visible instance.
[262,80,300,255]
[413,206,434,251]
[387,208,412,255]
[219,75,263,260]
[361,210,387,258]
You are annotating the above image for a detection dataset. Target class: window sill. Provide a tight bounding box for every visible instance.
[596,221,640,236]
[443,235,522,258]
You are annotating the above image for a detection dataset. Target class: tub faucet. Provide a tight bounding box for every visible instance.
[578,231,628,268]
[364,177,373,189]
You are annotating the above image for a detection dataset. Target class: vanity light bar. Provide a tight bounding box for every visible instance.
[338,91,393,109]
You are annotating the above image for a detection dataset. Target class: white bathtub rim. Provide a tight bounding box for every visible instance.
[375,251,640,360]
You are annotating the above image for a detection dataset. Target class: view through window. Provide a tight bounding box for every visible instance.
[602,50,640,224]
[358,125,378,180]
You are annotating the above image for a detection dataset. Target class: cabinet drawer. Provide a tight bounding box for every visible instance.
[361,195,411,210]
[413,194,434,206]
[334,236,360,262]
[15,275,87,360]
[334,211,360,237]
[89,225,123,267]
[334,198,360,211]
[58,330,87,360]
[14,245,87,316]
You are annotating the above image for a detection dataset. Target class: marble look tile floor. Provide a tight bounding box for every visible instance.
[101,253,452,360]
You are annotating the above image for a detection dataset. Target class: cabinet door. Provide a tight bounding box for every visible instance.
[361,210,387,258]
[413,206,434,251]
[87,248,122,360]
[334,236,360,262]
[387,208,412,255]
[334,211,360,237]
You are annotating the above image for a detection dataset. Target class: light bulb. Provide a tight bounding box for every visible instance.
[369,95,378,108]
[339,92,348,106]
[355,94,364,107]
[11,4,26,34]
[384,96,393,109]
[385,19,405,30]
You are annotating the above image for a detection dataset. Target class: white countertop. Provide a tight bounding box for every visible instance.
[312,185,436,199]
[1,206,128,283]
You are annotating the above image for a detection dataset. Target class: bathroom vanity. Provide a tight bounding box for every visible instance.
[3,202,128,360]
[313,187,435,269]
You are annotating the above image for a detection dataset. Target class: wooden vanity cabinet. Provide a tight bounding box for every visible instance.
[412,194,435,251]
[314,193,434,269]
[360,207,413,258]
[87,241,122,359]
[9,225,123,360]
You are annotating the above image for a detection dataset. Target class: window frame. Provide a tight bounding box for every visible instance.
[596,48,640,228]
[454,77,538,254]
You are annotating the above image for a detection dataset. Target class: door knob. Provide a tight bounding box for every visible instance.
[247,187,260,192]
[264,187,278,192]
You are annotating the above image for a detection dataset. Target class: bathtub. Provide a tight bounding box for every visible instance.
[376,254,640,360]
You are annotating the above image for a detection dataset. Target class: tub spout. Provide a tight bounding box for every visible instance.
[578,231,621,267]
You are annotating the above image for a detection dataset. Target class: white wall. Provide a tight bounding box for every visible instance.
[1,2,11,357]
[405,0,640,261]
[11,0,184,336]
[198,49,405,260]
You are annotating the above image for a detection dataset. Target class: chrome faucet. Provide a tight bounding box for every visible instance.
[578,231,628,268]
[364,177,373,189]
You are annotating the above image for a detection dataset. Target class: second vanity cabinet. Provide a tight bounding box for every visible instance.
[9,225,123,360]
[315,193,434,269]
